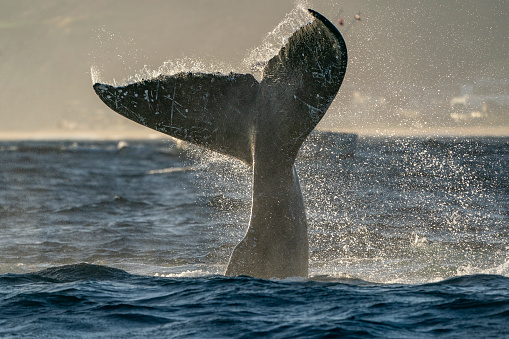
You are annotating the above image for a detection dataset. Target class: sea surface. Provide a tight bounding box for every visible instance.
[0,135,508,337]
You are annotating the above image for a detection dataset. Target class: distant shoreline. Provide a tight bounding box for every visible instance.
[0,126,508,141]
[323,126,509,137]
[0,130,169,141]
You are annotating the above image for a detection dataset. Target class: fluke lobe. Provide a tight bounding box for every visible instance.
[93,9,347,279]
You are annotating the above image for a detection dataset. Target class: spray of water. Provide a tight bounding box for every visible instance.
[90,64,102,85]
[242,3,312,74]
[87,3,508,282]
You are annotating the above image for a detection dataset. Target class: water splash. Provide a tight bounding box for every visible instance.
[89,22,240,86]
[90,64,102,84]
[242,3,312,73]
[299,136,509,283]
[89,26,158,86]
[121,57,237,85]
[90,3,314,85]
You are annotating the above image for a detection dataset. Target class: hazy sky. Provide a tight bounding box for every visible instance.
[0,0,507,134]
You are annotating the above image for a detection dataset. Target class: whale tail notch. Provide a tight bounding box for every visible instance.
[93,9,347,279]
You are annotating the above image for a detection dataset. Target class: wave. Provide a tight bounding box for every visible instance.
[0,141,116,154]
[0,140,183,157]
[4,263,509,286]
[432,273,509,288]
[145,166,194,175]
[33,263,132,283]
[55,195,151,214]
[1,264,509,337]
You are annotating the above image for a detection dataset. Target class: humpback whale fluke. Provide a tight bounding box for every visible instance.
[93,9,347,279]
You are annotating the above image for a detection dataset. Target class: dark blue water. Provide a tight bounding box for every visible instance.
[1,136,508,337]
[1,264,509,338]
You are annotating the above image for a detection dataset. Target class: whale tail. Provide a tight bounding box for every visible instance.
[93,9,347,279]
[93,9,346,167]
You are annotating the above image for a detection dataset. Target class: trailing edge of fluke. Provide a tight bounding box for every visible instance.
[93,9,347,279]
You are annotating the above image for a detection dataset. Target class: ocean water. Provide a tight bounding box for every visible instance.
[1,135,508,337]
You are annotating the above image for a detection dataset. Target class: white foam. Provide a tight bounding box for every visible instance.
[146,167,194,175]
[456,259,509,277]
[156,270,210,278]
